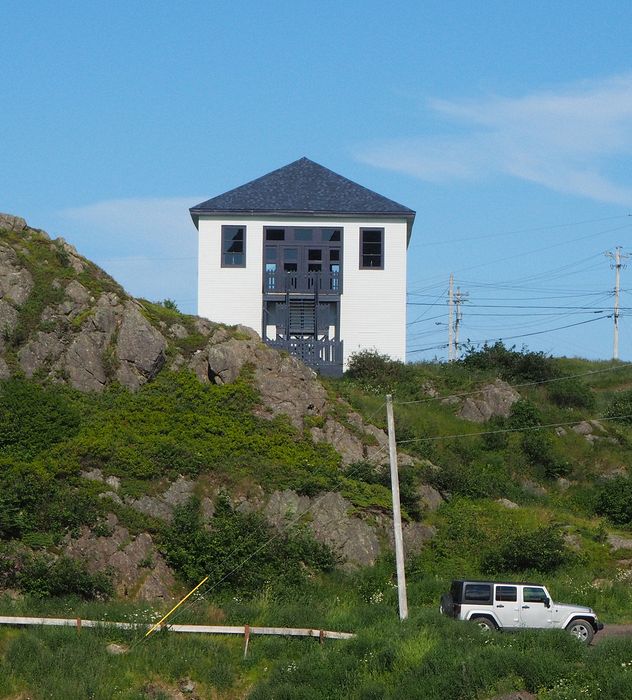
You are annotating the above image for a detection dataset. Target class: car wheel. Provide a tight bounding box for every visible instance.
[567,619,595,644]
[473,617,496,632]
[440,593,454,616]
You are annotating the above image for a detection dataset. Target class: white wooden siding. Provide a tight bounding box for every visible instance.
[197,215,409,365]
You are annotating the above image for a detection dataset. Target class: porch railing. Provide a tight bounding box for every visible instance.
[263,270,342,295]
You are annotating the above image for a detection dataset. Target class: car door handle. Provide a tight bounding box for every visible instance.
[522,605,530,609]
[496,604,504,608]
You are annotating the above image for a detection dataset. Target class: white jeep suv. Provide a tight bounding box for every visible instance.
[440,580,604,643]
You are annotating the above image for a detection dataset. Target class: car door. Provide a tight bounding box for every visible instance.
[493,585,520,628]
[519,586,553,628]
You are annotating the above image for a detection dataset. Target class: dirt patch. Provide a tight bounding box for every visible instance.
[593,624,632,644]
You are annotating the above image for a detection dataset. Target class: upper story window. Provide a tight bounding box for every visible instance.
[360,228,384,269]
[222,226,246,267]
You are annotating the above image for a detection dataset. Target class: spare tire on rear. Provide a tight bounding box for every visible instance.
[440,592,455,616]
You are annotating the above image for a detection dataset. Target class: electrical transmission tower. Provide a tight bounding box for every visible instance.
[605,246,630,360]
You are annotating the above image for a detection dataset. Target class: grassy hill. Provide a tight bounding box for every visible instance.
[3,217,632,698]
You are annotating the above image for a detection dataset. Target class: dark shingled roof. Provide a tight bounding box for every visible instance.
[190,158,415,230]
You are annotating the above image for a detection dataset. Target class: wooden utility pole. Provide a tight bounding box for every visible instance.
[386,394,408,621]
[605,247,629,360]
[454,286,469,359]
[447,273,454,361]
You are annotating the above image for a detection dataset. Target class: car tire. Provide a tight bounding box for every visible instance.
[472,616,497,632]
[440,593,454,616]
[566,619,595,644]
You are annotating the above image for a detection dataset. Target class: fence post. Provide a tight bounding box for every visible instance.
[76,617,82,634]
[243,624,251,658]
[319,629,324,645]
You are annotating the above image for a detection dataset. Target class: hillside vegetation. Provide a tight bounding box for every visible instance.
[3,216,632,698]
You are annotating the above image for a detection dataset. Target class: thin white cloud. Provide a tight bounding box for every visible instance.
[357,75,632,205]
[56,196,204,313]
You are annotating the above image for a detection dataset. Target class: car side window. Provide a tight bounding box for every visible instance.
[523,587,548,604]
[464,584,492,605]
[495,585,517,602]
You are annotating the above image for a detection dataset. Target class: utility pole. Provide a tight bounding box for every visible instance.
[454,287,469,359]
[386,394,408,621]
[447,273,454,362]
[605,247,630,360]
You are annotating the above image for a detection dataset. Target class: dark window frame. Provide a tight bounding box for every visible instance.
[359,228,384,270]
[221,225,246,268]
[495,585,518,602]
[523,587,548,604]
[464,583,492,605]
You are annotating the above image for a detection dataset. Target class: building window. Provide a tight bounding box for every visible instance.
[360,228,384,269]
[222,226,246,267]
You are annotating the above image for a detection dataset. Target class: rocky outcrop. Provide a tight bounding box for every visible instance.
[458,379,520,422]
[192,325,327,429]
[0,241,33,306]
[65,513,175,600]
[127,477,196,522]
[263,489,433,568]
[115,301,167,390]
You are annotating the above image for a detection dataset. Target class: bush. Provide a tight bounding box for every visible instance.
[345,350,414,393]
[482,525,569,574]
[521,432,570,478]
[162,496,336,592]
[604,390,632,425]
[547,378,595,410]
[461,342,558,382]
[347,461,421,520]
[595,477,632,525]
[0,379,82,458]
[0,546,113,598]
[509,400,542,429]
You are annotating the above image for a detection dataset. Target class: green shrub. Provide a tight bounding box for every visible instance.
[521,432,570,478]
[547,378,595,409]
[346,461,421,520]
[344,350,414,393]
[595,477,632,525]
[0,379,82,458]
[482,526,569,574]
[162,496,336,592]
[509,399,542,429]
[0,547,112,598]
[461,341,558,382]
[604,390,632,425]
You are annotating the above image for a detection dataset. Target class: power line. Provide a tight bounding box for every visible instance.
[396,413,632,446]
[395,361,632,406]
[408,315,610,354]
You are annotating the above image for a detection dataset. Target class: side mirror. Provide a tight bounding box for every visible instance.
[544,597,551,608]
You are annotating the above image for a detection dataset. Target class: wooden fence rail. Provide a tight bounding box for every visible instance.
[0,616,354,644]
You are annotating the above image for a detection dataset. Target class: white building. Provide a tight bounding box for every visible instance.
[190,157,415,375]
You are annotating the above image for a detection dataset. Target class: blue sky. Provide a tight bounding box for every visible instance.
[2,1,631,361]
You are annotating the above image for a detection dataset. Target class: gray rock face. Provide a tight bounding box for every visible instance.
[310,492,381,568]
[458,379,520,422]
[608,534,632,550]
[311,418,365,465]
[521,479,547,497]
[65,514,175,600]
[128,477,195,522]
[0,298,18,350]
[265,489,380,568]
[193,325,327,429]
[402,522,437,555]
[0,356,10,379]
[417,483,444,512]
[0,213,27,232]
[116,302,167,390]
[572,421,593,435]
[0,242,33,306]
[497,498,519,509]
[18,331,65,378]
